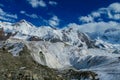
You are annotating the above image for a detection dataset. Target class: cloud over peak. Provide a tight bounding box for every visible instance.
[79,15,94,23]
[48,15,60,27]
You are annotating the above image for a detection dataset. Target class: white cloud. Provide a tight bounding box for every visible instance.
[91,12,101,18]
[0,16,13,21]
[79,15,94,23]
[49,1,58,6]
[107,4,120,20]
[20,11,26,14]
[20,11,38,18]
[0,8,17,22]
[79,2,120,23]
[48,15,60,27]
[113,14,120,20]
[108,2,120,13]
[67,21,120,34]
[6,14,17,19]
[27,0,46,8]
[0,8,5,15]
[28,14,38,18]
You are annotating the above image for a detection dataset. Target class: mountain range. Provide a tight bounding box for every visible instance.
[0,20,120,80]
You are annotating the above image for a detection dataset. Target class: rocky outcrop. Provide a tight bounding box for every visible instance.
[0,28,6,40]
[29,36,43,41]
[61,69,99,80]
[0,28,15,41]
[0,41,99,80]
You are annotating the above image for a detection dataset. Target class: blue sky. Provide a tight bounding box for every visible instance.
[0,0,120,28]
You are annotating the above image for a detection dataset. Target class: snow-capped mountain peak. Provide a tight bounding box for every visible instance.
[12,19,35,28]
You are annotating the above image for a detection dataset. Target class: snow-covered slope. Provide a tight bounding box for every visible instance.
[0,20,120,80]
[1,39,120,80]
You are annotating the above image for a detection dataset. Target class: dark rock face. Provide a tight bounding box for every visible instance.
[50,38,62,43]
[0,28,6,40]
[29,36,43,41]
[0,28,15,41]
[62,30,70,42]
[113,50,120,54]
[61,69,99,80]
[77,31,95,48]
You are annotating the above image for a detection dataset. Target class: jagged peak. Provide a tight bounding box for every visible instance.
[15,19,28,25]
[19,19,27,23]
[12,19,35,28]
